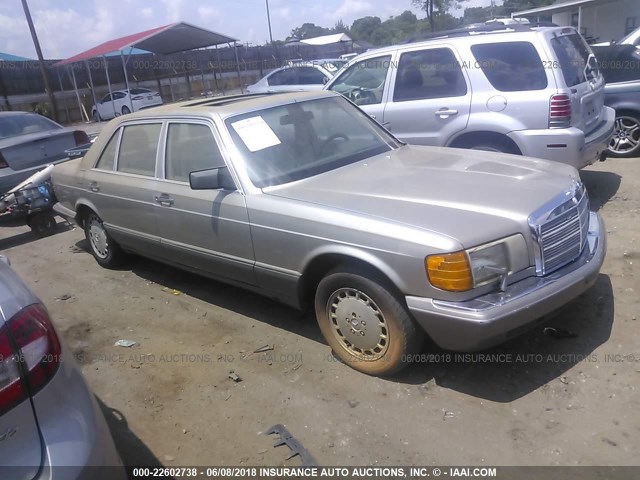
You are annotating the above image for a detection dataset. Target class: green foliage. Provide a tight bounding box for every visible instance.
[289,22,332,40]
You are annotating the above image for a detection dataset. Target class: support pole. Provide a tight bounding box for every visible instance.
[577,6,582,33]
[84,60,98,121]
[233,42,243,94]
[215,45,221,93]
[56,68,70,123]
[70,64,87,123]
[103,55,117,118]
[121,51,134,113]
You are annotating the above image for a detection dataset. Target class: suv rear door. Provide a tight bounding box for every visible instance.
[547,29,606,134]
[382,44,471,145]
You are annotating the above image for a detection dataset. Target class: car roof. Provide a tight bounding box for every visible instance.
[116,90,340,121]
[360,25,572,56]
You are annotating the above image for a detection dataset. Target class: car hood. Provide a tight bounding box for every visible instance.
[264,145,580,248]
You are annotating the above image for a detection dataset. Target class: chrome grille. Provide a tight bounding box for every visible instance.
[530,182,590,275]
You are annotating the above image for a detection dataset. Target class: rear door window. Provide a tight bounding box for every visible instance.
[116,123,161,176]
[550,34,599,87]
[267,69,295,86]
[471,42,548,91]
[393,48,467,102]
[296,67,327,85]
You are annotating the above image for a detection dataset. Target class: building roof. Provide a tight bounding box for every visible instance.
[0,52,32,62]
[300,33,352,46]
[512,0,614,17]
[54,22,237,66]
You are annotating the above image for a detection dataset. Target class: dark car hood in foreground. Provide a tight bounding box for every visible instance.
[265,145,580,248]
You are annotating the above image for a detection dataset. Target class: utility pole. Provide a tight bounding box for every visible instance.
[265,0,274,44]
[21,0,58,121]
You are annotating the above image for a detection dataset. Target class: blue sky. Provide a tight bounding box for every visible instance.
[0,0,493,59]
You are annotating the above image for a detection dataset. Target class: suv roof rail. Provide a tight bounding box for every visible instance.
[404,22,560,44]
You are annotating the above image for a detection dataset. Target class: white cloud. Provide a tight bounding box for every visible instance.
[197,6,220,21]
[141,7,153,19]
[160,0,184,23]
[277,7,291,20]
[327,0,374,22]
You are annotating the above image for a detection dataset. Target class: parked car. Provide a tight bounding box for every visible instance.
[91,88,162,122]
[592,25,640,47]
[324,24,615,169]
[52,91,605,376]
[592,44,640,157]
[246,61,340,94]
[0,111,90,194]
[0,255,126,480]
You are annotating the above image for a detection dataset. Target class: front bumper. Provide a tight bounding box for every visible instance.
[508,106,615,169]
[53,202,78,224]
[407,211,606,351]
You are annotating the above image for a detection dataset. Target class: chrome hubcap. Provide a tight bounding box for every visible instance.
[328,288,388,359]
[88,216,108,259]
[609,116,639,154]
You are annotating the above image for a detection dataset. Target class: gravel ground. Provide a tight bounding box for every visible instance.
[0,157,638,470]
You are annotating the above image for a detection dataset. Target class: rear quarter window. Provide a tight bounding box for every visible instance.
[471,42,548,91]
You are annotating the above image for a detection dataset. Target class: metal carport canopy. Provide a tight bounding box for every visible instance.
[52,22,238,122]
[53,22,237,66]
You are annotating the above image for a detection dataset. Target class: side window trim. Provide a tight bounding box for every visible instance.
[92,127,123,171]
[160,119,236,188]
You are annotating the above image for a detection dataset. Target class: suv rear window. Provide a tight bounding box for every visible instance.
[471,42,547,91]
[550,34,599,87]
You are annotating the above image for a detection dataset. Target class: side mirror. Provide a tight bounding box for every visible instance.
[322,76,329,84]
[189,167,236,191]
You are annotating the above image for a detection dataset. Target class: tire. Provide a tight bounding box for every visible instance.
[122,106,131,115]
[469,143,516,154]
[607,112,640,158]
[84,211,125,268]
[27,212,57,238]
[315,266,424,376]
[92,110,101,122]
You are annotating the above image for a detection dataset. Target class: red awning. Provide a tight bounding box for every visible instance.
[54,22,237,66]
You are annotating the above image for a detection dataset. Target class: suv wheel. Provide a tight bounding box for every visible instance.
[315,266,423,376]
[608,112,640,158]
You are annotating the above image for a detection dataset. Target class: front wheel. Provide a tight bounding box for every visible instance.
[608,113,640,158]
[84,211,125,268]
[315,266,424,376]
[28,212,57,238]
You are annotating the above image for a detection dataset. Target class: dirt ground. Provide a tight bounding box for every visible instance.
[0,157,638,470]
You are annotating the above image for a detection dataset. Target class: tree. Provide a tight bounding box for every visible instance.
[412,0,467,32]
[289,23,331,40]
[333,20,349,34]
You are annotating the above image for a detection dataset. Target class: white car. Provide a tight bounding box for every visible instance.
[246,61,343,94]
[92,88,162,121]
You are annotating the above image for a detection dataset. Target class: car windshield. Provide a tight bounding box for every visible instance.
[0,114,61,140]
[225,96,399,188]
[551,33,600,87]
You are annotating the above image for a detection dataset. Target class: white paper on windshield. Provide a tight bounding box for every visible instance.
[231,116,281,152]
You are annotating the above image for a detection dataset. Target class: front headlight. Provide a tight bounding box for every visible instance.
[426,234,527,292]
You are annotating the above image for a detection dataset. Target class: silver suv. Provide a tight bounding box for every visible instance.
[325,25,615,169]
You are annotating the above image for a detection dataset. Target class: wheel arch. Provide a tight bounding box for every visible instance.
[448,130,522,154]
[74,200,101,229]
[298,247,406,309]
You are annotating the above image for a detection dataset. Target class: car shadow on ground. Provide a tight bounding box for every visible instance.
[96,396,174,479]
[77,240,614,403]
[395,274,615,402]
[0,219,73,250]
[580,169,621,211]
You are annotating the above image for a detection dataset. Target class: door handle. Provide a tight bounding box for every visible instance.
[155,194,174,207]
[88,181,100,192]
[435,108,458,117]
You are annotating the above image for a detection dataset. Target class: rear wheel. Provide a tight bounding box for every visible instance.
[315,266,423,376]
[608,112,640,158]
[122,106,131,115]
[27,212,57,238]
[84,211,125,268]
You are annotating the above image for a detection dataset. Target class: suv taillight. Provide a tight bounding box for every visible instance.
[0,304,61,415]
[549,94,572,129]
[73,130,90,146]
